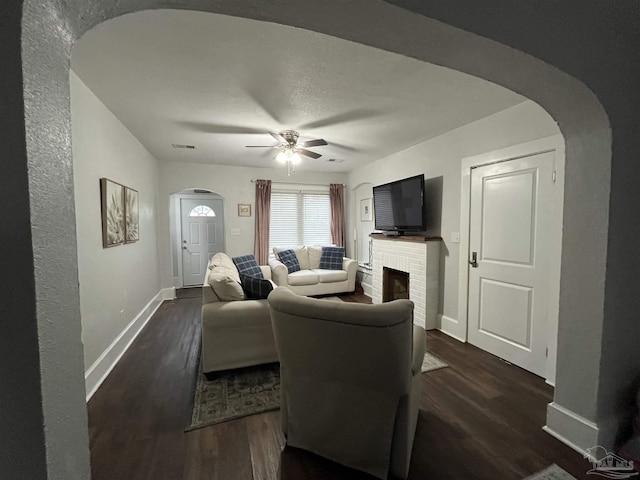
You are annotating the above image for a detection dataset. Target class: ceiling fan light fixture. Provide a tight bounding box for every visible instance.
[291,152,301,164]
[276,150,288,163]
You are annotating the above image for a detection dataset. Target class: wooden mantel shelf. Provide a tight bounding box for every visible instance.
[369,233,443,243]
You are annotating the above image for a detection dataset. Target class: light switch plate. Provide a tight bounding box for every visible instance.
[451,232,460,243]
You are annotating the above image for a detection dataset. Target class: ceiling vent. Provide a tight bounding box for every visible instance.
[172,143,196,149]
[327,158,344,163]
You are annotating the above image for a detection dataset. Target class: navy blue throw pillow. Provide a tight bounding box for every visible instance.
[277,249,301,274]
[319,246,344,270]
[232,254,263,278]
[240,274,274,300]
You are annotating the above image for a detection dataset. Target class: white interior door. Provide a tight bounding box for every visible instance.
[180,198,224,287]
[467,151,557,377]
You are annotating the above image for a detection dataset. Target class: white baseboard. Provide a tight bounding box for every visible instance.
[437,315,465,342]
[361,282,372,297]
[544,402,598,455]
[84,287,175,401]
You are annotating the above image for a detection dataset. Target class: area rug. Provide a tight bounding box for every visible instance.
[187,361,280,431]
[188,349,447,430]
[523,464,577,480]
[421,351,449,373]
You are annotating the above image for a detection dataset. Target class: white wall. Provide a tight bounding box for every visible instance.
[157,161,348,288]
[347,100,561,322]
[70,71,161,380]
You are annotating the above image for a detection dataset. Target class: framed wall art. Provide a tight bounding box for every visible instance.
[238,204,251,217]
[124,187,139,243]
[360,198,373,222]
[100,178,125,248]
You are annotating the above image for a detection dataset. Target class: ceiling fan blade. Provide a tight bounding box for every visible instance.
[270,132,287,144]
[175,121,267,135]
[297,148,322,159]
[300,139,328,148]
[298,109,380,130]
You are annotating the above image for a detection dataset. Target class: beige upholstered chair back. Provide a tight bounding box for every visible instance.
[268,288,418,479]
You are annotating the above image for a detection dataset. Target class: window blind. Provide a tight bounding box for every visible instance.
[270,191,332,249]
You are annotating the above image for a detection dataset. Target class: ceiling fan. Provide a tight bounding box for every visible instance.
[245,130,328,159]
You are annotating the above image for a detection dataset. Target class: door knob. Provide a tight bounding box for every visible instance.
[469,251,478,268]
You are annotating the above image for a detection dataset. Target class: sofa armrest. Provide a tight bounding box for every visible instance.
[268,258,289,286]
[260,265,272,280]
[342,257,358,274]
[412,326,426,376]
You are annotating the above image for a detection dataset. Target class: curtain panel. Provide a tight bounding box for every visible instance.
[254,179,272,264]
[329,183,346,247]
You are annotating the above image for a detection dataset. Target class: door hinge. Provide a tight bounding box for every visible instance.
[545,347,549,357]
[552,171,557,183]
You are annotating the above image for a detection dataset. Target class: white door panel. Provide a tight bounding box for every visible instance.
[180,198,224,287]
[481,170,536,265]
[468,151,556,377]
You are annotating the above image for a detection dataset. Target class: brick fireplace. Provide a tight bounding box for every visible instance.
[370,234,441,329]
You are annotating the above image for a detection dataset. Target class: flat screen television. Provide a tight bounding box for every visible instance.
[373,174,425,234]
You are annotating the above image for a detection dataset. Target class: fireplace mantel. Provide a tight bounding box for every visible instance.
[370,235,441,329]
[369,233,443,243]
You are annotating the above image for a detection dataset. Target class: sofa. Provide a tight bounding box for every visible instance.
[201,252,278,374]
[268,245,358,296]
[269,287,425,479]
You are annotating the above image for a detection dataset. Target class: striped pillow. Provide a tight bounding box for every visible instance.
[232,254,263,278]
[240,274,274,300]
[277,249,301,273]
[319,246,344,270]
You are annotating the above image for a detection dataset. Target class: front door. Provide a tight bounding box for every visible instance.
[467,151,557,377]
[180,198,224,287]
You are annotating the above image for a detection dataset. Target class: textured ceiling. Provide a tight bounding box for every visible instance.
[71,10,526,173]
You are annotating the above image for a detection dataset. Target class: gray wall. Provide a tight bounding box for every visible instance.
[387,0,640,445]
[4,0,631,477]
[0,2,48,478]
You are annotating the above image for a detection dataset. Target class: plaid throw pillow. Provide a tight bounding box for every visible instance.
[240,274,274,300]
[232,254,263,278]
[319,246,344,270]
[277,249,301,273]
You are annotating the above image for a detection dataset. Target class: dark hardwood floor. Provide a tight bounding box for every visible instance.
[87,293,592,479]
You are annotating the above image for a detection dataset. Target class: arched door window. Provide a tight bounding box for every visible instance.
[189,205,216,217]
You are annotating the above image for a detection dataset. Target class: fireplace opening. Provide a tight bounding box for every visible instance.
[383,267,409,302]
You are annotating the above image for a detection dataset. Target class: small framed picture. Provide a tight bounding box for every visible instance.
[360,198,373,222]
[238,204,251,217]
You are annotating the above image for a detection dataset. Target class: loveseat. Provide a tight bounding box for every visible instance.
[268,245,358,296]
[201,252,278,374]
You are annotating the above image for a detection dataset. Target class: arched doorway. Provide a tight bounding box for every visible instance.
[11,1,613,476]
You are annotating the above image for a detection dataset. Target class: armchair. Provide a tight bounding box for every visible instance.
[268,288,425,479]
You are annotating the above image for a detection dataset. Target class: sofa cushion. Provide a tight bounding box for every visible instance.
[210,252,240,283]
[208,270,245,301]
[319,246,344,270]
[240,274,274,300]
[233,254,263,278]
[312,269,348,283]
[307,246,323,269]
[277,249,301,273]
[288,270,320,286]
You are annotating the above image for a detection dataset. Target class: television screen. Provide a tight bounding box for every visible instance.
[373,174,425,232]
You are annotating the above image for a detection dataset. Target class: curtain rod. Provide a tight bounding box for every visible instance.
[250,179,345,187]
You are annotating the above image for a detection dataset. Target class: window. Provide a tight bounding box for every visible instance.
[270,191,332,248]
[189,205,216,217]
